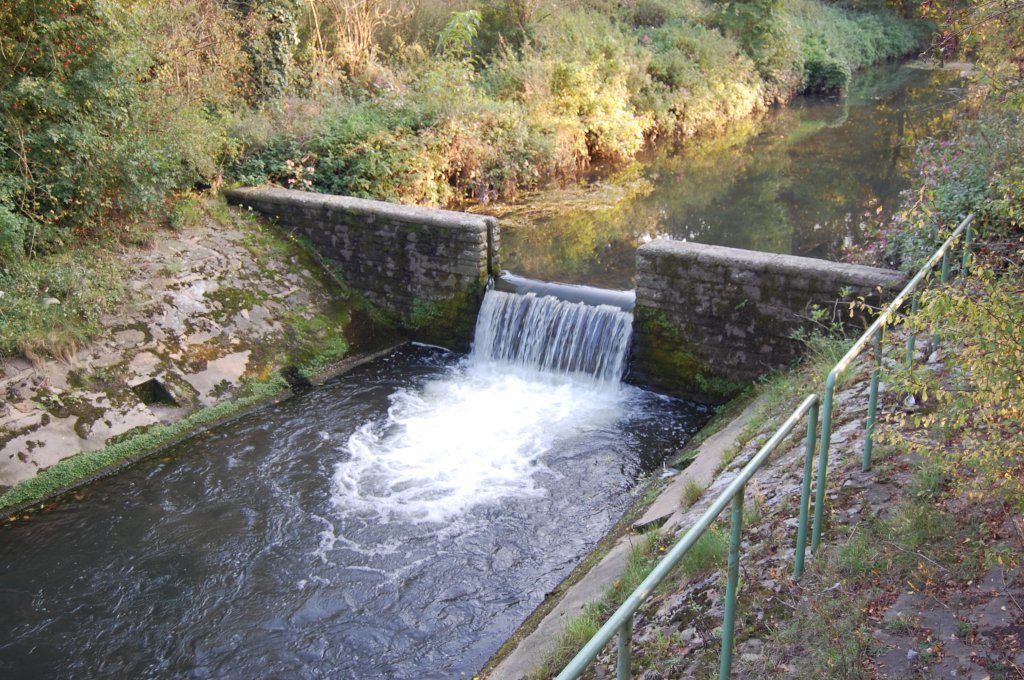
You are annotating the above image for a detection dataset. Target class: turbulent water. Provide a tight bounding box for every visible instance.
[332,290,638,527]
[1,321,709,678]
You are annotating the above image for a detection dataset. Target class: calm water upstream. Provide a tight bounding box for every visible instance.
[0,344,710,679]
[490,63,965,289]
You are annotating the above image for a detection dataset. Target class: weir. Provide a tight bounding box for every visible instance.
[472,289,633,384]
[494,273,636,312]
[333,288,645,526]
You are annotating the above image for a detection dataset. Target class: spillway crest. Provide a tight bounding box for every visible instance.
[470,290,633,384]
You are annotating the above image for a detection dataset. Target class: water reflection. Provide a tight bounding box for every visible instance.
[484,63,965,290]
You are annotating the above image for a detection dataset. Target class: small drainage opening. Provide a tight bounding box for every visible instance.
[281,365,313,392]
[131,378,178,407]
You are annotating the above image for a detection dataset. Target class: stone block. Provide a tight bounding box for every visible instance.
[632,239,906,400]
[224,187,498,349]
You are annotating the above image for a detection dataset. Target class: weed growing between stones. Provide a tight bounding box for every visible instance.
[682,479,705,509]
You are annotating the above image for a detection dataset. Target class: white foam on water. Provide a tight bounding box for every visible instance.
[330,361,626,524]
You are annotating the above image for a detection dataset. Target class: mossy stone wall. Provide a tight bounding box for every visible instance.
[630,240,906,401]
[225,187,499,349]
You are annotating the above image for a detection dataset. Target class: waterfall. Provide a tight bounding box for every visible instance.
[471,290,633,384]
[331,287,636,524]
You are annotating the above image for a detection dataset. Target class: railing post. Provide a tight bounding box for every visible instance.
[811,376,836,553]
[794,399,819,578]
[904,294,920,368]
[616,616,633,680]
[863,328,883,471]
[719,489,744,680]
[961,219,973,278]
[932,250,952,351]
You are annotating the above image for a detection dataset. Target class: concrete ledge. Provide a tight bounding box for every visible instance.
[630,239,906,401]
[224,187,500,349]
[226,187,492,233]
[636,240,906,288]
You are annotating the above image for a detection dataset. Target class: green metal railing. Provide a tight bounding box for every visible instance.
[555,214,974,680]
[556,394,821,680]
[808,213,973,554]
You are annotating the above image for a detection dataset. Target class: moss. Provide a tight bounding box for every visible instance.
[400,274,488,350]
[632,305,744,401]
[206,286,263,321]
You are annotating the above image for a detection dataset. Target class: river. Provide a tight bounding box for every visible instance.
[0,62,963,679]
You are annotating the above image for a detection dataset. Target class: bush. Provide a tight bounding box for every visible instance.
[790,0,923,95]
[0,205,29,269]
[889,261,1024,508]
[885,113,1024,270]
[803,54,851,94]
[228,0,924,207]
[0,0,235,259]
[712,0,802,102]
[637,20,764,136]
[631,0,670,28]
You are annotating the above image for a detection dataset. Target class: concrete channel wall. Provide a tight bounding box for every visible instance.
[225,187,499,349]
[629,239,907,401]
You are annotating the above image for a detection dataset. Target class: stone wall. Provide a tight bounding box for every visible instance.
[225,187,499,349]
[630,240,906,401]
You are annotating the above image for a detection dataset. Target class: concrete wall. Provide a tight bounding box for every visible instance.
[225,187,499,349]
[630,240,906,401]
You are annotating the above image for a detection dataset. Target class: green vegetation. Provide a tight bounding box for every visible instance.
[531,520,731,678]
[229,0,922,207]
[751,5,1024,676]
[682,479,705,508]
[760,455,1009,679]
[530,530,671,679]
[678,526,729,576]
[0,0,926,365]
[854,1,1024,514]
[1,0,923,268]
[0,248,128,359]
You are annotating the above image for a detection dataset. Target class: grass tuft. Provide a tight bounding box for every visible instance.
[682,479,705,508]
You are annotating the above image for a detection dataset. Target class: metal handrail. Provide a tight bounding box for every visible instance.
[556,394,820,680]
[809,213,973,551]
[554,214,974,680]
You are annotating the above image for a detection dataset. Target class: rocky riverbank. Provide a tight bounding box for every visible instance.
[0,198,398,507]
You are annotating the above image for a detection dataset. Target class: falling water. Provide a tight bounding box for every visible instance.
[331,290,637,525]
[471,290,634,383]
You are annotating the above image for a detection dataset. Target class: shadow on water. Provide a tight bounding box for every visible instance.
[487,63,966,289]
